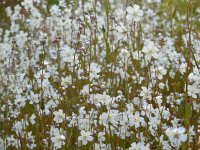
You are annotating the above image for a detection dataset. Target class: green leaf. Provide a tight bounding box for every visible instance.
[106,42,110,62]
[101,25,106,33]
[105,0,109,16]
[184,103,192,125]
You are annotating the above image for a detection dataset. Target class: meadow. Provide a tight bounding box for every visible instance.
[0,0,200,149]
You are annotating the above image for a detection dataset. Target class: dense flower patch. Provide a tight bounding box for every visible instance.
[0,0,200,149]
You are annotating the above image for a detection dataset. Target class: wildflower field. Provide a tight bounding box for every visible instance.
[0,0,200,149]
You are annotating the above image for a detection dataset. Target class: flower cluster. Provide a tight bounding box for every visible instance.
[0,0,199,149]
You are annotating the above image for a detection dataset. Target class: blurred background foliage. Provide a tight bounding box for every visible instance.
[0,0,199,31]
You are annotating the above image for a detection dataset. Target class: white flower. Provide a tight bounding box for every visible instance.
[188,126,195,142]
[116,23,127,33]
[129,142,150,150]
[80,84,90,96]
[98,131,106,142]
[21,0,33,10]
[12,120,28,136]
[14,94,26,107]
[53,109,65,124]
[28,92,39,104]
[51,135,66,149]
[159,135,171,150]
[140,87,152,100]
[148,116,161,130]
[88,63,101,80]
[7,135,20,149]
[95,143,112,150]
[0,138,5,150]
[126,4,144,22]
[166,127,187,148]
[50,127,66,149]
[78,130,93,145]
[30,114,36,124]
[51,134,65,148]
[26,132,36,149]
[61,76,72,88]
[118,125,131,139]
[126,103,135,113]
[119,49,130,60]
[15,31,28,47]
[60,45,76,63]
[99,110,119,126]
[50,5,61,15]
[35,70,50,88]
[188,84,199,99]
[129,111,144,128]
[78,117,90,131]
[142,40,159,63]
[154,67,167,80]
[179,62,187,75]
